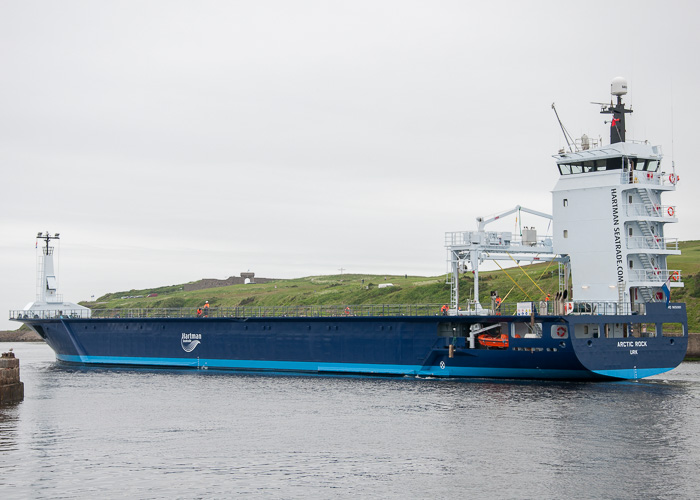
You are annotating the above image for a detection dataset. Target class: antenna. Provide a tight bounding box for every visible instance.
[551,103,576,153]
[37,231,60,255]
[600,77,632,144]
[671,78,676,173]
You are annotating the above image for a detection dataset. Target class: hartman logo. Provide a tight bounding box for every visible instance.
[181,332,202,353]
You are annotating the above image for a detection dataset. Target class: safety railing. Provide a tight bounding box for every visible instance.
[624,203,677,219]
[11,310,91,320]
[622,171,677,187]
[481,300,641,316]
[622,171,660,185]
[627,236,679,251]
[628,269,682,283]
[10,300,657,321]
[445,231,553,251]
[564,301,641,316]
[10,304,446,321]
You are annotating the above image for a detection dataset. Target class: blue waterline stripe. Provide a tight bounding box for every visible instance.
[55,354,597,379]
[591,367,673,379]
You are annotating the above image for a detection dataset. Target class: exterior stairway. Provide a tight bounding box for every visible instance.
[633,187,661,303]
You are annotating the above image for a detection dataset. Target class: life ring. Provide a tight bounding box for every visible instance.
[671,271,680,282]
[555,326,567,338]
[667,206,675,217]
[669,174,676,184]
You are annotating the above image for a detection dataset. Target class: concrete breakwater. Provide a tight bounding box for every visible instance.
[0,351,24,403]
[688,332,700,359]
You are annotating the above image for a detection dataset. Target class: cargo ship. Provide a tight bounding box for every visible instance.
[10,78,688,379]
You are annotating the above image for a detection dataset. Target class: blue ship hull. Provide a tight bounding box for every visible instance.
[21,303,688,380]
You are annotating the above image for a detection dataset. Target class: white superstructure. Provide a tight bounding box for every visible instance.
[552,78,682,308]
[552,143,681,306]
[445,77,682,314]
[22,232,90,318]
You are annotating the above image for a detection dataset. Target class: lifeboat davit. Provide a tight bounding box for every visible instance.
[477,333,509,349]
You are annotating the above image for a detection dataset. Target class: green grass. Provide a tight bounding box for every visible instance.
[83,266,562,317]
[668,240,700,333]
[79,241,700,332]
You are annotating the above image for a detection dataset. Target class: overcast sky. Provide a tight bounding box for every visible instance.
[2,1,699,330]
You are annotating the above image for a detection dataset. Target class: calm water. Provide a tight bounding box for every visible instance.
[1,342,699,499]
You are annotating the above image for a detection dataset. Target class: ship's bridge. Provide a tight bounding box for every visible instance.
[551,137,681,307]
[554,141,663,175]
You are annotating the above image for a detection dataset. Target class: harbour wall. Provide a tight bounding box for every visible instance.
[0,352,24,403]
[688,332,700,358]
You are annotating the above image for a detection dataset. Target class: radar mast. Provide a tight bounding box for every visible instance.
[600,76,633,144]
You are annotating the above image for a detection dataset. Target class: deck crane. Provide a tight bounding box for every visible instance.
[445,205,565,314]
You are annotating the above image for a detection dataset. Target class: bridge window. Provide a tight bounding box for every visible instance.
[558,157,622,175]
[629,159,660,172]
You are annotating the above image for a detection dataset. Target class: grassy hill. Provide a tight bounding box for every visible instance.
[667,240,700,331]
[80,241,700,332]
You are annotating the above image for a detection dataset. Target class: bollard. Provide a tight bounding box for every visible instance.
[0,351,24,404]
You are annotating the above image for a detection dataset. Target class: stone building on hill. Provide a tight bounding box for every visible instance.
[183,272,275,292]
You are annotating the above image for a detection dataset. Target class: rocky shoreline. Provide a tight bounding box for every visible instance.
[0,329,44,342]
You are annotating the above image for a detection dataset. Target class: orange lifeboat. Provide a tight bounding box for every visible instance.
[477,333,509,349]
